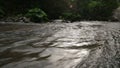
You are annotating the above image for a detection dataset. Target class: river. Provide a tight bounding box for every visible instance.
[0,21,120,68]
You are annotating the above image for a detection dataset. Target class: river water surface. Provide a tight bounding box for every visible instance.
[0,21,120,68]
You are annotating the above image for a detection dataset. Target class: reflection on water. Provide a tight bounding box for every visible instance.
[0,22,119,68]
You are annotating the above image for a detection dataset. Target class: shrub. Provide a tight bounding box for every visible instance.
[87,1,104,20]
[60,12,81,22]
[77,0,119,21]
[25,8,48,22]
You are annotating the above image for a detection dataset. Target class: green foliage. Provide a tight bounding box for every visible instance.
[77,0,119,21]
[25,8,48,22]
[40,0,68,19]
[0,9,5,18]
[0,0,119,21]
[87,1,104,20]
[88,1,101,8]
[61,12,81,22]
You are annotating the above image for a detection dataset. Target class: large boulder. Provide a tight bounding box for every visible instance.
[113,7,120,21]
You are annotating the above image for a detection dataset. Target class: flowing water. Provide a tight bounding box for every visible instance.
[0,21,120,68]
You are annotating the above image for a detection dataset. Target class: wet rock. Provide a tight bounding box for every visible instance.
[113,7,120,21]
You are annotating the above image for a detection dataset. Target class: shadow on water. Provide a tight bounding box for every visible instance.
[0,47,52,66]
[53,43,102,49]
